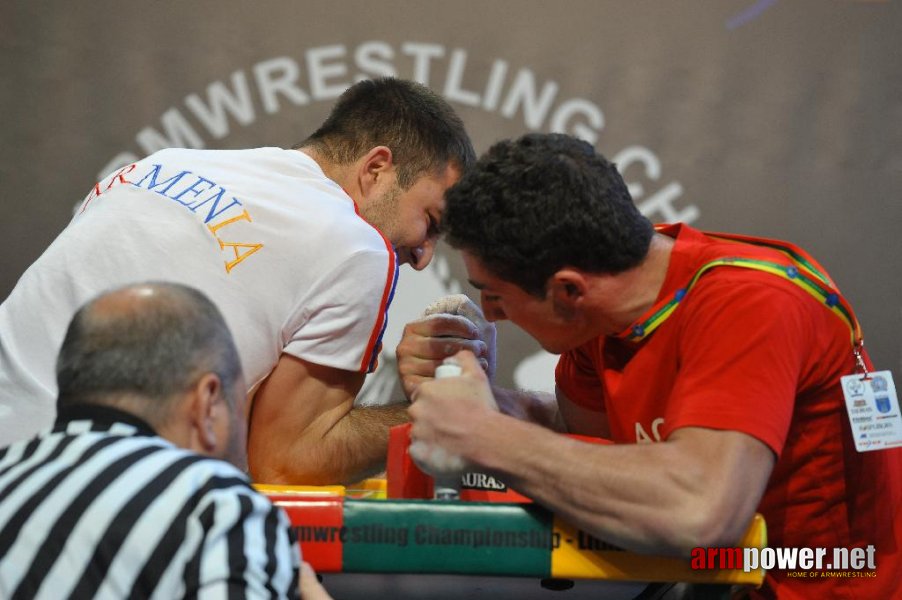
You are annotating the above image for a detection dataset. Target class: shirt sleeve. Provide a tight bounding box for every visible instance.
[193,486,301,600]
[282,245,397,374]
[662,271,816,456]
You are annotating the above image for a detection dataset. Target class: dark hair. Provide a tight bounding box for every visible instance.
[56,282,243,419]
[443,133,654,296]
[298,77,475,188]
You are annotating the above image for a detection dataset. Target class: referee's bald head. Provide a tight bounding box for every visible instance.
[55,282,244,426]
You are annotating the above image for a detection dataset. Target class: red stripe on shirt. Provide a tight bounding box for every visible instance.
[350,198,397,373]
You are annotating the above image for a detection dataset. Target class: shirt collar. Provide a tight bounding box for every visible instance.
[54,403,159,437]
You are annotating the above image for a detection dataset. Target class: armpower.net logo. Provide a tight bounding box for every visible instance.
[691,545,878,578]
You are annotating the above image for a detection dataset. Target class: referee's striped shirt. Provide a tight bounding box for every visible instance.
[0,404,300,599]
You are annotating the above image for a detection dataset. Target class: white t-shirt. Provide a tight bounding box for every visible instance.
[0,147,397,446]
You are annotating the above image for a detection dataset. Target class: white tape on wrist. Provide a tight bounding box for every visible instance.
[411,359,466,499]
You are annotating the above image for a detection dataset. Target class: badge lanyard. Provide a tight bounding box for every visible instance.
[621,229,902,452]
[617,230,868,377]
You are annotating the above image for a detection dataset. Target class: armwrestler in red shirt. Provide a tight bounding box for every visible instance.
[397,133,901,599]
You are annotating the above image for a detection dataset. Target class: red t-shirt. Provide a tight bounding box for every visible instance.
[556,224,902,599]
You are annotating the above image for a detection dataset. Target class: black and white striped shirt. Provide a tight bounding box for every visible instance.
[0,405,300,599]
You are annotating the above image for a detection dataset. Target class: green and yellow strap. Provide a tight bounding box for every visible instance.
[618,230,864,364]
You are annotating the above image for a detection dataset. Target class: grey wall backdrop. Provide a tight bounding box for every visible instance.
[2,0,900,402]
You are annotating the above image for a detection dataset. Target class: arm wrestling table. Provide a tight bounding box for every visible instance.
[258,425,767,599]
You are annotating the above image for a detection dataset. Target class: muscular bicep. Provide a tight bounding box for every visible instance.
[247,353,365,484]
[556,386,610,437]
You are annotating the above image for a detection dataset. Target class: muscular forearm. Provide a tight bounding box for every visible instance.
[282,403,410,486]
[408,351,773,556]
[339,403,411,482]
[466,412,768,556]
[249,355,412,486]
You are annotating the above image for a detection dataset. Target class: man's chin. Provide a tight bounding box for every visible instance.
[536,340,565,355]
[534,333,592,356]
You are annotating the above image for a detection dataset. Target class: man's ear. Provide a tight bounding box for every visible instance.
[188,373,223,454]
[549,269,587,318]
[358,146,394,197]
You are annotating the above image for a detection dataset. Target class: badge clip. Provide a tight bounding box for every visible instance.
[853,339,870,381]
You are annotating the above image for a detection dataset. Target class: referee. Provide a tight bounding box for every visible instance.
[0,282,328,599]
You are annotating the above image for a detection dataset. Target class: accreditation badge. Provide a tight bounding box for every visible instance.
[841,371,902,452]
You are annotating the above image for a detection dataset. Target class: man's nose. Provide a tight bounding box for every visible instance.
[402,240,435,271]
